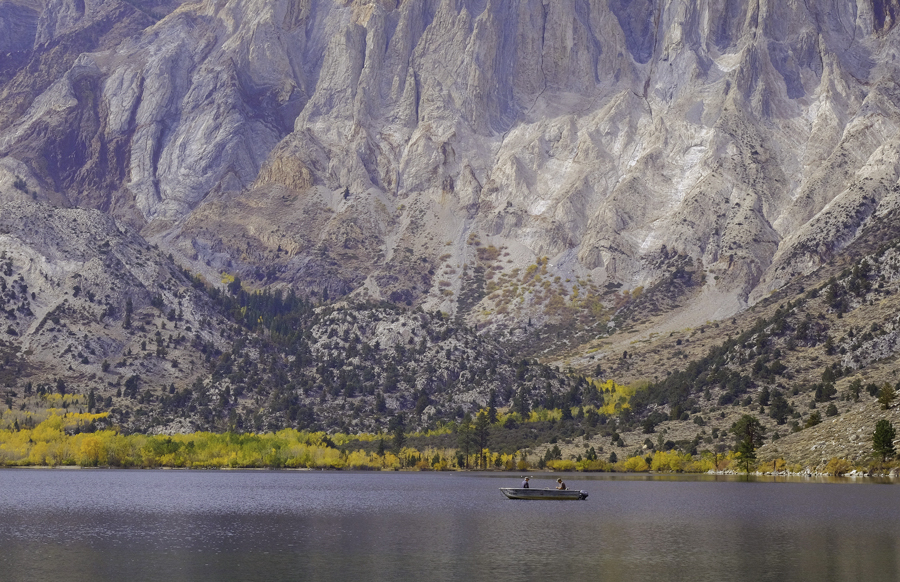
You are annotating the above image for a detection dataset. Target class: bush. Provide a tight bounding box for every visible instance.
[877,383,896,410]
[804,412,821,428]
[814,383,837,402]
[618,455,649,472]
[824,457,852,476]
[576,459,610,471]
[546,459,577,471]
[650,450,692,472]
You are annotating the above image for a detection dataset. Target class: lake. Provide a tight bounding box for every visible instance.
[0,470,898,582]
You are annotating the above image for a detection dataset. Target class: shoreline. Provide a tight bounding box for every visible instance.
[2,465,898,480]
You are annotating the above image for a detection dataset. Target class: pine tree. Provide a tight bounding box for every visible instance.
[473,410,490,469]
[877,383,896,410]
[457,414,473,469]
[873,420,896,463]
[390,414,406,452]
[769,391,790,425]
[731,414,766,474]
[123,297,132,329]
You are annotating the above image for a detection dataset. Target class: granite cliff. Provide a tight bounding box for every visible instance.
[2,0,900,335]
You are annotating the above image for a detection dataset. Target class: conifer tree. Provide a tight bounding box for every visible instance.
[877,383,896,410]
[731,414,765,474]
[487,389,497,424]
[873,420,896,463]
[473,410,490,469]
[390,413,406,452]
[457,414,473,469]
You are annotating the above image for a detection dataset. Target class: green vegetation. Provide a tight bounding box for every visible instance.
[877,383,896,410]
[872,420,896,463]
[0,411,464,470]
[2,408,894,474]
[731,415,765,474]
[0,410,736,473]
[6,213,900,475]
[627,240,900,429]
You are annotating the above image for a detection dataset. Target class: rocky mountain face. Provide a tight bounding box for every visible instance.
[566,204,900,468]
[0,197,586,435]
[0,197,233,393]
[2,0,900,336]
[3,0,900,461]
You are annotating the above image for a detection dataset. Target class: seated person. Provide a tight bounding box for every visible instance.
[556,478,566,490]
[521,476,530,488]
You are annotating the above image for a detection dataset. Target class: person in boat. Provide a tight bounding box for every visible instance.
[521,476,530,488]
[556,478,566,490]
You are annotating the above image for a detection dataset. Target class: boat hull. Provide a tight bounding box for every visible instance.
[499,487,588,500]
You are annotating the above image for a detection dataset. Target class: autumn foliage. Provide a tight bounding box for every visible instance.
[0,411,462,470]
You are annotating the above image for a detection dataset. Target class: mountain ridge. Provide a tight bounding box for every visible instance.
[2,0,900,465]
[2,0,900,331]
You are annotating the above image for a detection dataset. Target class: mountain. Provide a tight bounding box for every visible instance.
[2,0,900,334]
[556,203,900,467]
[2,0,900,464]
[0,198,588,435]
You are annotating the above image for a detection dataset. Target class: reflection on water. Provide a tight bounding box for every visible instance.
[0,470,898,582]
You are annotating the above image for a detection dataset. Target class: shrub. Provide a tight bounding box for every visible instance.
[804,412,821,428]
[576,459,610,471]
[824,457,852,476]
[618,455,649,472]
[650,450,692,472]
[546,459,577,471]
[877,383,896,410]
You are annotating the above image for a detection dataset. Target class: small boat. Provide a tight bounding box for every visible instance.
[499,487,588,500]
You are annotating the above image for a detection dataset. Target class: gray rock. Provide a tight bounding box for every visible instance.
[2,0,900,332]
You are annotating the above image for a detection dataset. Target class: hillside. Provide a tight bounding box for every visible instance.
[557,203,900,468]
[0,199,591,436]
[0,196,898,469]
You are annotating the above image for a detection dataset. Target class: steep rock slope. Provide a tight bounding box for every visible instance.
[563,203,900,467]
[0,197,231,386]
[0,198,587,434]
[2,0,900,336]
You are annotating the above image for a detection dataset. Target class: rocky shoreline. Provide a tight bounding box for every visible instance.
[708,468,899,479]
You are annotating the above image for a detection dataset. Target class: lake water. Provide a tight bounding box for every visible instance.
[0,470,898,582]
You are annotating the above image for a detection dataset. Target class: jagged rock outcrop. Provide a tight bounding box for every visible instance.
[2,0,900,335]
[0,196,229,384]
[0,1,38,53]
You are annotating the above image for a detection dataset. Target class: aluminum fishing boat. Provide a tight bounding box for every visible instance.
[499,487,588,500]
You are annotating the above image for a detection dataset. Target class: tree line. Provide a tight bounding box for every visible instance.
[1,410,894,473]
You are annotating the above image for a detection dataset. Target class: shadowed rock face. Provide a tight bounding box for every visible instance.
[609,0,657,64]
[0,2,38,53]
[2,0,900,331]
